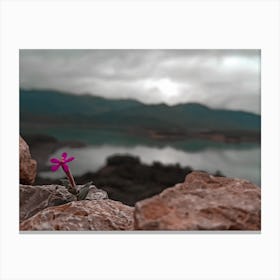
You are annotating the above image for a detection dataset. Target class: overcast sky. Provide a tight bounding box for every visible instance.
[20,49,260,114]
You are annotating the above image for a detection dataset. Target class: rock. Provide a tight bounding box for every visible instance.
[20,136,37,184]
[134,171,261,230]
[20,184,108,222]
[20,184,76,222]
[20,200,134,231]
[76,184,108,200]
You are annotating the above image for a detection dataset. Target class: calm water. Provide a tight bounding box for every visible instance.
[40,143,261,186]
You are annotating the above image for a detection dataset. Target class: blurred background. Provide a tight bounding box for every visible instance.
[20,49,261,205]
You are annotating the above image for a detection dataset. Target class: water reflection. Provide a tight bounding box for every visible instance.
[40,144,261,186]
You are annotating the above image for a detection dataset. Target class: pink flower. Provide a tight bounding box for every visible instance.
[50,152,75,173]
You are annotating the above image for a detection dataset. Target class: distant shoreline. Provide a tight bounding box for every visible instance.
[145,129,260,143]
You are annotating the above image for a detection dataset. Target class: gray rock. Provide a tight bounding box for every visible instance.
[76,185,108,200]
[20,184,108,222]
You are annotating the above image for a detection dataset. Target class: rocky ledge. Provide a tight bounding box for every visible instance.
[20,172,260,231]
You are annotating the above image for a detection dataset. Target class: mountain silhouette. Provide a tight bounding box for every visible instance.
[20,89,260,134]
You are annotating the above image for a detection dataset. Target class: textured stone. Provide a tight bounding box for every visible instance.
[20,184,108,222]
[20,200,134,231]
[134,171,261,230]
[78,185,108,200]
[20,136,37,184]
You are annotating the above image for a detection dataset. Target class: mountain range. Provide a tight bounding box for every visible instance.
[20,89,260,136]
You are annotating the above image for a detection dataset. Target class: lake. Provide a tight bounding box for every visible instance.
[40,141,261,186]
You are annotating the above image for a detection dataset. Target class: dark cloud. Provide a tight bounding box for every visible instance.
[19,49,260,113]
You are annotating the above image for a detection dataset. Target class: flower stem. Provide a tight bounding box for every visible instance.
[65,170,77,193]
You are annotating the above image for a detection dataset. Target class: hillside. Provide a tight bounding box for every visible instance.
[20,89,261,135]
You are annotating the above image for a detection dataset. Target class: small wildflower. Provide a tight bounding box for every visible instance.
[50,152,76,192]
[50,152,92,200]
[50,152,75,173]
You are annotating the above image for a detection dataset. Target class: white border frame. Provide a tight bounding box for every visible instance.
[1,1,280,280]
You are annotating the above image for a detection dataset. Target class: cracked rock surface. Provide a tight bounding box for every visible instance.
[134,171,261,230]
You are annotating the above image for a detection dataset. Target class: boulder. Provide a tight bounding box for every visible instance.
[134,171,261,230]
[20,136,37,184]
[20,200,134,231]
[20,184,108,222]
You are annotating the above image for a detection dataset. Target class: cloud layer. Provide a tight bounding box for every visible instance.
[20,49,260,113]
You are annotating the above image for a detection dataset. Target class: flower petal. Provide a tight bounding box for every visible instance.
[61,152,68,159]
[62,163,69,172]
[51,165,60,172]
[65,156,75,163]
[50,158,60,163]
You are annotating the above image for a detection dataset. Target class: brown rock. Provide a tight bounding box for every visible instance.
[20,200,134,231]
[134,171,261,230]
[20,184,108,222]
[20,136,37,184]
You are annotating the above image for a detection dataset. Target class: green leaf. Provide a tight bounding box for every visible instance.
[68,188,78,195]
[60,179,77,195]
[77,181,92,200]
